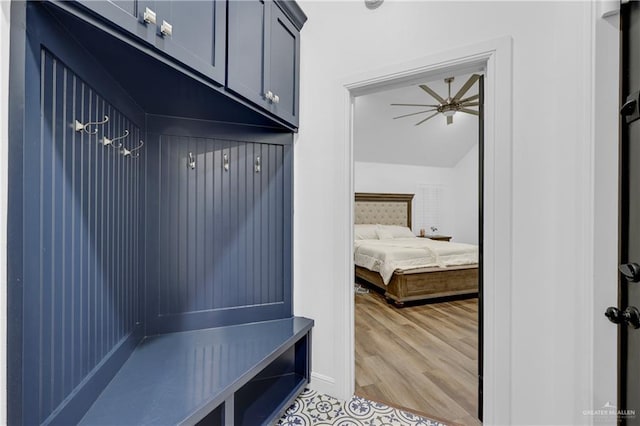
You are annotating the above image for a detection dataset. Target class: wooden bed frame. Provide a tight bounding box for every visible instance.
[354,192,478,307]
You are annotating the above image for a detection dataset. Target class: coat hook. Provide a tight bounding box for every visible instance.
[223,153,229,171]
[74,115,109,135]
[122,140,144,158]
[255,155,261,173]
[188,152,196,169]
[102,129,129,149]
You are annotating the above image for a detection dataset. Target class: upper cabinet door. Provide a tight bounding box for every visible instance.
[76,0,157,44]
[227,0,301,127]
[267,4,300,127]
[75,0,226,86]
[227,0,270,110]
[152,1,227,85]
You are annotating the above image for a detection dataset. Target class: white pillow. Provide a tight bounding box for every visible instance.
[354,224,379,240]
[376,224,416,239]
[375,226,394,240]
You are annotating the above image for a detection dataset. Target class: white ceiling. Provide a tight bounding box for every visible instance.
[354,73,481,168]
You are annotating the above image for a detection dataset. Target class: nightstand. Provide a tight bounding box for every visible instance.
[419,235,452,242]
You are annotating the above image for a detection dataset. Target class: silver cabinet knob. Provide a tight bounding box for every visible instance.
[143,7,156,25]
[264,91,279,103]
[160,20,173,37]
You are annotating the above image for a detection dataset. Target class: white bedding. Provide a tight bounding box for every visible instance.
[354,237,478,285]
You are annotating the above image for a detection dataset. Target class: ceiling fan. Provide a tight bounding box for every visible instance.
[391,74,480,125]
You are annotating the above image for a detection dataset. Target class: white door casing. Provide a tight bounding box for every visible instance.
[339,36,513,425]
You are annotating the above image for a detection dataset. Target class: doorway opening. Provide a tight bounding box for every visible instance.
[340,37,513,426]
[351,72,483,425]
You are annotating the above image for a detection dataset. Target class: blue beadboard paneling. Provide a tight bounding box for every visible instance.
[21,49,142,425]
[146,128,292,334]
[157,136,285,310]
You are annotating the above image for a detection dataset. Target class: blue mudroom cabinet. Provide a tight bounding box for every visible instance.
[7,1,310,425]
[227,0,302,127]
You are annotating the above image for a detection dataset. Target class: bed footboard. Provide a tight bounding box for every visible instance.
[355,265,478,306]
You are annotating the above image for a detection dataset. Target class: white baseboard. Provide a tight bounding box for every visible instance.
[308,372,342,399]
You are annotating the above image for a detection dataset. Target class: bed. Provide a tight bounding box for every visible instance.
[354,192,478,306]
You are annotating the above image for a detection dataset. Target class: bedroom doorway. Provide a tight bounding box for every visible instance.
[351,72,484,425]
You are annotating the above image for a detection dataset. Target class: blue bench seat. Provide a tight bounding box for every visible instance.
[80,317,314,425]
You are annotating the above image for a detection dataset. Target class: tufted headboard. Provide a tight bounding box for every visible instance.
[354,193,414,228]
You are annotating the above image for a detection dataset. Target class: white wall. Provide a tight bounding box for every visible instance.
[354,154,479,244]
[354,161,455,235]
[294,1,617,425]
[1,1,9,424]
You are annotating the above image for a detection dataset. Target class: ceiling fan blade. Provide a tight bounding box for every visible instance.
[452,74,480,102]
[447,115,453,125]
[390,103,440,107]
[459,108,479,116]
[415,112,440,126]
[459,94,479,103]
[460,102,480,107]
[393,109,437,120]
[419,84,446,104]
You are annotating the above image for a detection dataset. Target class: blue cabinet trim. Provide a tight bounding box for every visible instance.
[7,3,28,423]
[146,114,293,145]
[274,0,308,31]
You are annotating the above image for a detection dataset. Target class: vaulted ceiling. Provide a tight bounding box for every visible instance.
[354,73,481,168]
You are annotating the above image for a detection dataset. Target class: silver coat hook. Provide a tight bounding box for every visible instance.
[102,129,129,149]
[188,152,196,169]
[74,115,109,135]
[122,140,144,158]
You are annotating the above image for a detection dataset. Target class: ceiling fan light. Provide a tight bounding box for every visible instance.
[442,110,456,117]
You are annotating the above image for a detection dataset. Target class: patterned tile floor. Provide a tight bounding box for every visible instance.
[276,388,446,426]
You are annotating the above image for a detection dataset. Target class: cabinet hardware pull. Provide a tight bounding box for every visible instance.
[255,156,261,173]
[160,20,173,37]
[265,91,274,101]
[223,153,229,171]
[273,94,280,104]
[143,8,157,25]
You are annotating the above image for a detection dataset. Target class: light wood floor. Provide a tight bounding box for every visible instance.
[355,287,481,426]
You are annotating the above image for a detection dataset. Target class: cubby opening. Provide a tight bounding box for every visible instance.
[195,404,224,426]
[234,335,309,425]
